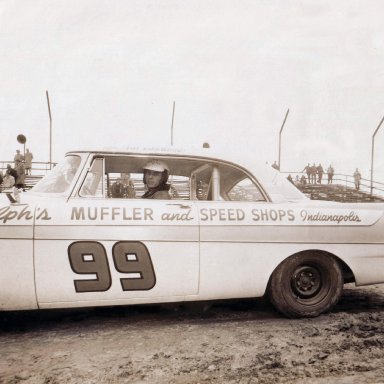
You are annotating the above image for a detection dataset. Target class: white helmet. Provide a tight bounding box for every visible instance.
[143,159,169,172]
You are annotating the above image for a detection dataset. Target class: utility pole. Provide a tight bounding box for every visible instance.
[46,91,52,169]
[370,114,384,195]
[171,101,175,146]
[278,109,290,170]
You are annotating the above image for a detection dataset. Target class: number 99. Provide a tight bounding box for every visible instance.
[68,241,156,293]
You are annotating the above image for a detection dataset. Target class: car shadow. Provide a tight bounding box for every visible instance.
[1,285,383,333]
[332,284,384,314]
[0,297,279,334]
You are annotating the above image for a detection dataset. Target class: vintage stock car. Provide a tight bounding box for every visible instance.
[1,147,384,318]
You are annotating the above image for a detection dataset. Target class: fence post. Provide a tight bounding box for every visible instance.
[370,115,384,195]
[278,109,290,170]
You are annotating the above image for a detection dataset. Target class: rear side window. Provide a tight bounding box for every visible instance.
[227,177,265,202]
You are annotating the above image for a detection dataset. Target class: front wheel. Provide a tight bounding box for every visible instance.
[269,252,343,318]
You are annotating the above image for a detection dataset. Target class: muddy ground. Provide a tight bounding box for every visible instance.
[0,284,383,384]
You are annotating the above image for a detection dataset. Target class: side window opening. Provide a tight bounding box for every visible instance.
[79,156,191,200]
[77,155,265,202]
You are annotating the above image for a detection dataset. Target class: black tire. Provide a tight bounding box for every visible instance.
[269,252,343,318]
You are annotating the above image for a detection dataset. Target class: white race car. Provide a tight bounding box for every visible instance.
[1,147,384,317]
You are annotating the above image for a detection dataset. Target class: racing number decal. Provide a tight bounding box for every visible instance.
[112,241,156,291]
[68,241,156,293]
[68,242,111,292]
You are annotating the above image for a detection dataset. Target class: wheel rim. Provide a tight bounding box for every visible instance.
[291,265,323,300]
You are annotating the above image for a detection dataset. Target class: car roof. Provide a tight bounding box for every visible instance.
[67,146,262,173]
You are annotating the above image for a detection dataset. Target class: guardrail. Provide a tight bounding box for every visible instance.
[0,161,56,176]
[281,171,384,198]
[0,162,55,193]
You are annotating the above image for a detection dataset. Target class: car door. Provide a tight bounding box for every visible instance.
[34,154,200,309]
[196,163,285,300]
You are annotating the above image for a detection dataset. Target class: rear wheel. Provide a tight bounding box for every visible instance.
[269,252,343,318]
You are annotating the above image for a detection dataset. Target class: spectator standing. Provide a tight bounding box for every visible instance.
[309,163,317,184]
[24,149,33,175]
[14,159,25,189]
[14,149,24,164]
[317,164,324,184]
[302,163,311,183]
[0,170,3,186]
[353,168,362,190]
[327,165,334,184]
[287,174,294,184]
[1,170,15,189]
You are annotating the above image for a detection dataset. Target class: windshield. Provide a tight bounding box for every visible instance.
[33,155,82,193]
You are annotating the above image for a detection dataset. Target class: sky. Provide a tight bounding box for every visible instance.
[1,0,384,181]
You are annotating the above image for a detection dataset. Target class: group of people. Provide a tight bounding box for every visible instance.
[302,163,334,184]
[286,163,363,191]
[0,149,34,190]
[13,149,34,175]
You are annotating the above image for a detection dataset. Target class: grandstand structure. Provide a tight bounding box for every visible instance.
[298,183,384,203]
[282,172,384,203]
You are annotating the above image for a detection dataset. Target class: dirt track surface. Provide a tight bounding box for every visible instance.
[1,284,384,384]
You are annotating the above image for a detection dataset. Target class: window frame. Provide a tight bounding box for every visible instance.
[72,153,270,202]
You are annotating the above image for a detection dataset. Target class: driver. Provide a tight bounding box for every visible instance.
[141,160,171,199]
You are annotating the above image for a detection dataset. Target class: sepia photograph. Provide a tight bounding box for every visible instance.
[1,1,384,383]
